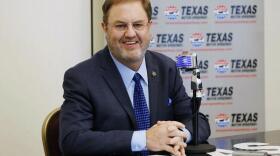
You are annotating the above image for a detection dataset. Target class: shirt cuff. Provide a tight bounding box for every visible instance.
[131,130,147,151]
[181,127,192,143]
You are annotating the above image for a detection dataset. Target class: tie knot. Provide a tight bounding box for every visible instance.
[133,73,142,83]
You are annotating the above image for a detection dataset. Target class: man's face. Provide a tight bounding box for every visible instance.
[102,1,152,70]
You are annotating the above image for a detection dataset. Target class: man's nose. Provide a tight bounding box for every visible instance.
[124,24,136,37]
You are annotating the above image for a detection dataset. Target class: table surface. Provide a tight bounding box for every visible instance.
[150,130,280,156]
[208,130,280,150]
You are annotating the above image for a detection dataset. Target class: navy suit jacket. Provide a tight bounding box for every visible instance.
[59,46,210,156]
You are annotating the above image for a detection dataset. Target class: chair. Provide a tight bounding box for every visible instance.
[42,107,61,156]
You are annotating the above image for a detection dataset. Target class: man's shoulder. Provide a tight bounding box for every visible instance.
[65,48,108,74]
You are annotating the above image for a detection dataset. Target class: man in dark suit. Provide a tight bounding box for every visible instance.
[59,0,211,156]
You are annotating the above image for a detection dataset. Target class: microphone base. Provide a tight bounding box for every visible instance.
[186,143,216,156]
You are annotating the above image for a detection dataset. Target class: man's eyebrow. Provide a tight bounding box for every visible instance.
[113,20,147,24]
[113,20,126,24]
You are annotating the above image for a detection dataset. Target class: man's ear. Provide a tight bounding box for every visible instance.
[101,22,107,32]
[147,20,152,28]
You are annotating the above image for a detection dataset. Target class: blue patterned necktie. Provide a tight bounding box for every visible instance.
[133,73,150,155]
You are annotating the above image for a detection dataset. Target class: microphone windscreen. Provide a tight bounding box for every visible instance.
[176,55,193,68]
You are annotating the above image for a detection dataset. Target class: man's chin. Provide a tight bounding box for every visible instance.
[123,53,144,62]
[122,48,143,55]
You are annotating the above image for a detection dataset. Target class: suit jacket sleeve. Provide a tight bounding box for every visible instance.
[59,67,133,156]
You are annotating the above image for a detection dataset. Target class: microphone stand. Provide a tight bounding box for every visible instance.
[186,68,215,156]
[191,69,202,146]
[176,51,215,155]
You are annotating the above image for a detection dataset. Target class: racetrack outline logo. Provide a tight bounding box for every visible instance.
[190,32,204,48]
[164,6,179,20]
[215,59,230,73]
[214,4,229,19]
[215,113,231,128]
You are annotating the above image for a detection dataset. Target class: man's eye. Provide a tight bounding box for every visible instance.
[115,24,126,29]
[133,24,144,29]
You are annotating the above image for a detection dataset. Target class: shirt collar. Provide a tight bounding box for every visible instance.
[110,52,148,89]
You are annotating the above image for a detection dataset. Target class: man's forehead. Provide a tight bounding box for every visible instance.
[107,1,148,22]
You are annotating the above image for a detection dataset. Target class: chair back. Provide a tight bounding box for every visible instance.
[42,108,61,156]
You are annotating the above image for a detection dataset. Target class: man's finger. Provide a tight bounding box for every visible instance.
[163,144,177,156]
[174,144,180,152]
[178,141,187,148]
[168,129,187,139]
[157,121,185,129]
[176,142,186,156]
[174,144,182,156]
[167,125,178,131]
[167,121,185,128]
[179,144,186,156]
[157,120,166,125]
[169,136,181,145]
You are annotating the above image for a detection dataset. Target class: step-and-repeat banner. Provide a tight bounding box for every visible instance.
[149,0,264,137]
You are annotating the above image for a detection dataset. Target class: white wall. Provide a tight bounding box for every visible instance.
[92,0,105,52]
[0,0,90,155]
[264,0,280,131]
[0,0,279,155]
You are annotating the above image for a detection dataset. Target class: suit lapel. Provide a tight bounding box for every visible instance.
[98,48,137,128]
[145,52,160,126]
[97,48,161,128]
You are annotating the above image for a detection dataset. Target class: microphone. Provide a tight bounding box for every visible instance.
[176,51,216,156]
[176,51,198,72]
[176,51,203,97]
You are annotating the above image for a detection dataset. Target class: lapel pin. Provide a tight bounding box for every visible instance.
[152,71,157,77]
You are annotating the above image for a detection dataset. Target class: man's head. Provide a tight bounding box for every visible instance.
[101,0,152,71]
